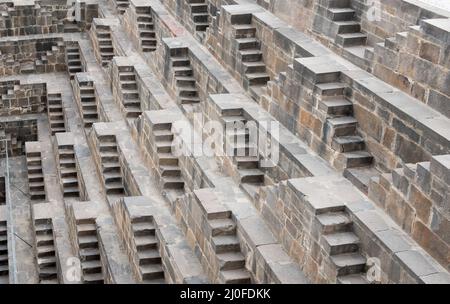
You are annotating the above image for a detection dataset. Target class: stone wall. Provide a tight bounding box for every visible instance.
[0,37,66,76]
[371,19,450,118]
[257,175,449,283]
[369,154,450,269]
[0,80,47,115]
[0,1,98,37]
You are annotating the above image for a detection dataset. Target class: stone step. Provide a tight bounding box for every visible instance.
[321,0,351,8]
[192,12,208,23]
[342,151,373,168]
[140,264,164,280]
[175,76,196,87]
[327,8,355,21]
[326,116,357,137]
[336,32,367,47]
[37,245,56,257]
[138,249,161,265]
[220,268,251,284]
[337,273,369,284]
[239,50,263,62]
[239,168,264,183]
[195,22,209,31]
[79,248,100,261]
[77,223,96,236]
[209,218,236,236]
[132,222,156,236]
[236,37,259,50]
[322,232,360,255]
[235,156,259,169]
[82,260,102,274]
[315,82,346,96]
[190,3,207,13]
[316,211,352,234]
[343,167,379,194]
[331,253,366,276]
[319,97,353,116]
[83,272,103,283]
[78,235,98,249]
[37,256,56,268]
[158,153,178,166]
[160,165,181,177]
[332,135,365,152]
[171,56,190,67]
[243,61,267,74]
[246,72,270,86]
[335,20,361,34]
[173,66,193,77]
[36,234,53,246]
[153,130,174,141]
[162,176,184,189]
[39,266,57,279]
[135,235,158,251]
[218,252,246,271]
[212,235,241,254]
[233,24,256,39]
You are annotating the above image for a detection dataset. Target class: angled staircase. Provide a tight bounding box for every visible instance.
[136,7,157,52]
[322,0,373,68]
[0,220,8,284]
[34,218,58,283]
[76,219,104,284]
[222,110,265,190]
[170,51,201,113]
[94,25,115,67]
[152,122,184,192]
[210,213,251,283]
[232,22,270,100]
[97,135,125,195]
[47,93,66,135]
[131,216,165,283]
[26,149,46,200]
[118,67,142,118]
[65,44,82,79]
[78,80,98,128]
[317,81,373,170]
[188,0,209,38]
[57,143,80,198]
[317,208,368,284]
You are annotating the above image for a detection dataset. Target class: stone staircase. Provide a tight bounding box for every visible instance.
[170,52,201,113]
[210,213,251,283]
[115,0,130,14]
[57,143,80,198]
[136,7,157,52]
[232,22,270,100]
[188,0,209,38]
[317,207,368,284]
[97,135,125,195]
[63,20,80,33]
[26,149,46,200]
[222,110,265,189]
[321,0,373,68]
[65,43,83,80]
[47,93,66,135]
[76,219,104,284]
[34,218,58,283]
[78,80,98,128]
[152,122,185,192]
[0,220,8,284]
[131,216,165,283]
[95,25,115,67]
[118,66,142,118]
[318,82,373,169]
